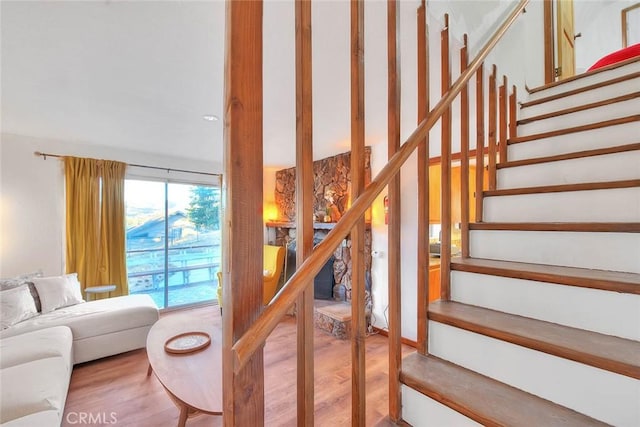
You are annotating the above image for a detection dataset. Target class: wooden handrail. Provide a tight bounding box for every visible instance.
[232,0,529,374]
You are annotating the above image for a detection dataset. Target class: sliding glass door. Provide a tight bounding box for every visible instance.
[125,179,221,309]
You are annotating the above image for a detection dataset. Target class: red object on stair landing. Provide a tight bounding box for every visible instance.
[588,43,640,71]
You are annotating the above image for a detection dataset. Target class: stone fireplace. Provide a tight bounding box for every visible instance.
[265,149,373,337]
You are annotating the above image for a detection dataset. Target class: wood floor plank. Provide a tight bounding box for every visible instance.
[62,305,411,426]
[428,301,640,379]
[450,256,640,295]
[401,353,609,427]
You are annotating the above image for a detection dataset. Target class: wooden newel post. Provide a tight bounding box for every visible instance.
[222,1,265,426]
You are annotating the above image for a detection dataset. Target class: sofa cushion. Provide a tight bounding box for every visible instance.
[0,410,63,427]
[31,274,84,313]
[0,285,39,330]
[0,357,71,424]
[0,294,158,341]
[0,326,72,370]
[0,271,43,312]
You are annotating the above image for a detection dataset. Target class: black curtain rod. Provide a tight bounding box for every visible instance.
[34,151,221,177]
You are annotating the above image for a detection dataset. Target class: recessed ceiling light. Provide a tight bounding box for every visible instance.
[203,115,219,121]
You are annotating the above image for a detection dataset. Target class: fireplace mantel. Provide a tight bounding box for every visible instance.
[266,221,371,230]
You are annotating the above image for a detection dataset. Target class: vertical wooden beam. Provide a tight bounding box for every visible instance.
[460,35,470,259]
[295,1,314,425]
[222,1,264,426]
[543,0,555,84]
[487,65,497,191]
[350,1,366,425]
[387,0,402,421]
[475,65,485,223]
[416,0,429,356]
[509,85,518,140]
[440,14,451,301]
[499,75,508,164]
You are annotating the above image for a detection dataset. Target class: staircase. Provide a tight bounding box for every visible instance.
[400,59,640,426]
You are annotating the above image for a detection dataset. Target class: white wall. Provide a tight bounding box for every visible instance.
[0,133,220,278]
[369,0,545,340]
[575,0,635,73]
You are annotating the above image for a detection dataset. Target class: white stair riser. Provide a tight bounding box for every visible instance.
[469,230,640,273]
[429,322,640,427]
[401,386,481,427]
[518,97,640,136]
[521,79,639,118]
[497,151,640,188]
[508,121,640,161]
[451,271,640,341]
[483,187,640,222]
[525,61,640,103]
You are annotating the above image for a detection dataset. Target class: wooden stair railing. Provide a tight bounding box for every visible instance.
[232,0,529,375]
[226,0,529,424]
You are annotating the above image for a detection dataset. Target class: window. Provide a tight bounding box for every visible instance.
[125,179,221,309]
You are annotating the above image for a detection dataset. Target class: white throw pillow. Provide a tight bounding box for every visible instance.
[32,273,85,313]
[0,284,39,329]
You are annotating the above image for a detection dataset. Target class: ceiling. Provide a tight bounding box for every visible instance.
[1,0,357,169]
[2,1,625,169]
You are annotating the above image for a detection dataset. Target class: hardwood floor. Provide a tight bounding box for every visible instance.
[62,305,413,426]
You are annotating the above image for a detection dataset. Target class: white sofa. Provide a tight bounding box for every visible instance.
[0,327,73,427]
[0,295,159,426]
[1,294,159,364]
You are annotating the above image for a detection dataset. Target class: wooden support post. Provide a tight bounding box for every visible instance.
[499,75,508,164]
[509,84,518,140]
[440,14,452,300]
[387,0,402,421]
[416,0,429,356]
[295,1,314,425]
[222,1,265,425]
[460,35,470,259]
[488,65,498,191]
[350,1,366,425]
[475,65,485,223]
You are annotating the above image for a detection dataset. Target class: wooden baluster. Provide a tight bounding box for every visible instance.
[509,84,518,140]
[416,0,429,356]
[222,1,265,425]
[475,65,485,223]
[440,14,452,300]
[294,1,314,425]
[488,65,498,191]
[350,0,366,425]
[499,75,508,164]
[388,0,402,421]
[460,35,470,259]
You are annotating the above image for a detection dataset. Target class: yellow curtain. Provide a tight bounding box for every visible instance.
[64,157,128,298]
[98,161,128,296]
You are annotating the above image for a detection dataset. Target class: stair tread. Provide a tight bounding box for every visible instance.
[517,92,640,125]
[428,301,640,379]
[509,115,640,144]
[522,71,640,108]
[469,222,640,232]
[450,256,640,294]
[401,353,609,427]
[497,142,640,169]
[484,179,640,197]
[527,56,640,94]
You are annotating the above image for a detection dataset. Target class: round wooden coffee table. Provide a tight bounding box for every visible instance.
[146,312,222,426]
